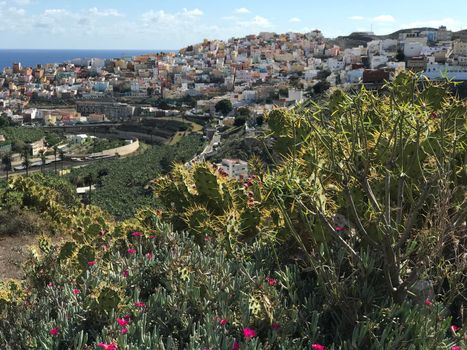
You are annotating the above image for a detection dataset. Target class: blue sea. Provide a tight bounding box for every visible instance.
[0,49,176,70]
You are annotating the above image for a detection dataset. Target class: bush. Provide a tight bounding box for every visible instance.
[0,208,50,236]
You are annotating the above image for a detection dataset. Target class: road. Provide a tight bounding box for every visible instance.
[0,158,110,179]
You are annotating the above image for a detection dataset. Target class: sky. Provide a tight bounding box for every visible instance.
[0,0,466,49]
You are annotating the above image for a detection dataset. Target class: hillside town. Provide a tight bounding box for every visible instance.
[1,26,466,128]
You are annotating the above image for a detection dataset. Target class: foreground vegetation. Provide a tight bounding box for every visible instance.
[0,73,465,349]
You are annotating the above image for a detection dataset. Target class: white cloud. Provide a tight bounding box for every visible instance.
[349,15,364,20]
[182,8,203,17]
[372,15,395,23]
[88,7,123,17]
[251,15,272,28]
[289,17,301,23]
[235,7,250,14]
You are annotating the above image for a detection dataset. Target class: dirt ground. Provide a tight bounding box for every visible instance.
[0,234,37,279]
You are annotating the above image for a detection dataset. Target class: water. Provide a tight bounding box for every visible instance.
[0,49,176,70]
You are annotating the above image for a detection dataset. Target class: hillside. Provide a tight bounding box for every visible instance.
[0,73,465,350]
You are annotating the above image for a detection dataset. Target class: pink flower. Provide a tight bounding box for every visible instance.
[117,318,129,327]
[127,248,137,254]
[232,340,240,350]
[122,270,129,278]
[120,327,128,335]
[218,318,228,326]
[123,314,131,320]
[87,261,96,266]
[424,298,433,306]
[335,226,346,232]
[266,276,277,286]
[312,344,326,350]
[97,343,118,350]
[272,323,281,330]
[47,282,54,287]
[134,302,146,308]
[131,231,143,237]
[149,235,157,239]
[145,252,154,260]
[72,289,80,295]
[450,325,460,333]
[452,346,461,350]
[204,235,212,241]
[243,327,256,338]
[49,327,60,336]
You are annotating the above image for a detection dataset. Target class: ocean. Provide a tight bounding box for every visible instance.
[0,49,176,70]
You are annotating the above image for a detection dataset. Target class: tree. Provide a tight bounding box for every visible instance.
[84,173,95,204]
[39,150,46,173]
[234,114,247,127]
[236,107,250,117]
[395,50,405,62]
[313,80,331,95]
[53,145,58,174]
[1,153,12,181]
[59,149,65,172]
[0,114,11,127]
[215,99,233,116]
[21,148,31,176]
[317,69,331,80]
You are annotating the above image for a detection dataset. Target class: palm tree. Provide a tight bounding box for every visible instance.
[21,148,31,176]
[84,173,94,204]
[1,153,12,181]
[59,149,65,172]
[39,150,46,173]
[53,145,58,174]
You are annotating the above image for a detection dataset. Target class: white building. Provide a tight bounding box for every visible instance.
[404,42,424,58]
[370,56,388,69]
[218,159,248,179]
[423,57,467,80]
[69,134,89,145]
[287,89,304,103]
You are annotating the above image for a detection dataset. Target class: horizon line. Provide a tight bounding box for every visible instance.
[0,48,179,51]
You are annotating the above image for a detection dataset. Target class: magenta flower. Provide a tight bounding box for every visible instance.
[232,340,240,350]
[123,314,131,320]
[131,231,143,237]
[97,343,118,350]
[424,298,433,306]
[149,235,157,239]
[120,327,128,335]
[452,346,461,350]
[134,302,146,308]
[122,270,129,278]
[272,322,281,330]
[450,325,460,333]
[266,276,277,286]
[218,318,228,326]
[312,344,326,350]
[72,289,80,295]
[145,252,154,260]
[127,248,137,254]
[117,318,129,327]
[243,327,257,338]
[87,261,96,266]
[49,327,60,336]
[335,226,346,232]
